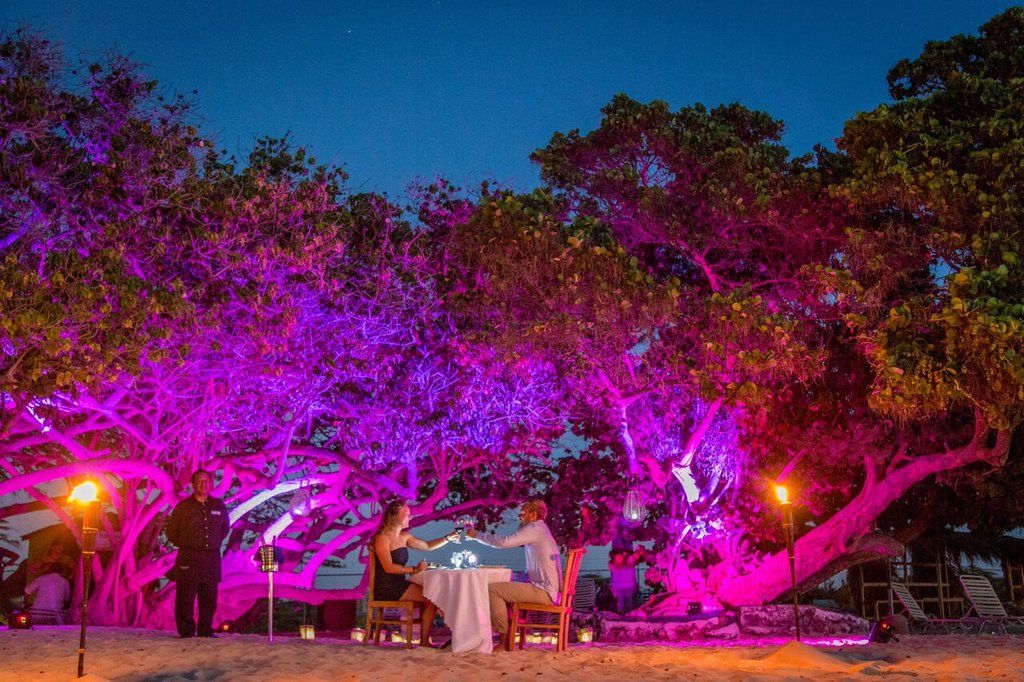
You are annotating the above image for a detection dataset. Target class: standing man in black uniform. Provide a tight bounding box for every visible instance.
[165,469,230,638]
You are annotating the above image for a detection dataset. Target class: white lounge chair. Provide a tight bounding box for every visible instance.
[959,574,1024,634]
[890,583,962,633]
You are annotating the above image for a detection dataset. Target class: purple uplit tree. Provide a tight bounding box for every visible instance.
[3,10,1024,625]
[0,35,560,626]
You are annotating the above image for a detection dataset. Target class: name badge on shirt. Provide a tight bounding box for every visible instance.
[211,510,222,515]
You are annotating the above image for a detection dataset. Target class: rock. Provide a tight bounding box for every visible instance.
[707,622,740,639]
[602,614,734,643]
[738,605,869,636]
[600,605,868,642]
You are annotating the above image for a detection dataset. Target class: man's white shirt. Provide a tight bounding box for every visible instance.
[473,520,562,603]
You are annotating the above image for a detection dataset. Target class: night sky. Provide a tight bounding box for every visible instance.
[0,0,1016,578]
[1,1,1012,199]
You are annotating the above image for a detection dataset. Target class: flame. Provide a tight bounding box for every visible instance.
[774,484,789,504]
[68,481,99,504]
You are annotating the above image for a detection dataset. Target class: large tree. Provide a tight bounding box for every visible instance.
[0,34,559,626]
[719,7,1024,605]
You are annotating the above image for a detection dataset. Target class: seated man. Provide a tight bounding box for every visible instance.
[25,565,71,625]
[468,498,562,643]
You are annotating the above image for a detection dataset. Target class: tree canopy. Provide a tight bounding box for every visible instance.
[1,9,1022,624]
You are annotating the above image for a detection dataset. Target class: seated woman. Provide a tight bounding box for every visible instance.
[371,500,456,647]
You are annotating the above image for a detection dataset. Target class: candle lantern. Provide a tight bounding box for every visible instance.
[257,544,282,573]
[257,543,282,644]
[623,488,647,522]
[577,626,594,643]
[299,624,316,640]
[350,627,366,643]
[450,549,478,569]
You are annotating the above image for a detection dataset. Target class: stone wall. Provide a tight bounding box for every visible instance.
[600,606,868,643]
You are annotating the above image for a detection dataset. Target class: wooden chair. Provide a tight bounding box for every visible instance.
[364,548,419,648]
[506,548,587,652]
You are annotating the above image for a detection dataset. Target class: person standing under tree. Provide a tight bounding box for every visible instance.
[165,470,229,638]
[608,548,641,614]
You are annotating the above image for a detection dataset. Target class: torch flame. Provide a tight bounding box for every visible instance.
[774,484,789,504]
[68,481,99,504]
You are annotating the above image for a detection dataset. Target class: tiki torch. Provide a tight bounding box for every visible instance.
[68,481,101,678]
[775,484,801,641]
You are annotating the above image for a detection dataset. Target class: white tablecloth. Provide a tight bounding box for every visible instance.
[410,567,512,653]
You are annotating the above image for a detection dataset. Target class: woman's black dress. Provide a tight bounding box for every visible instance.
[373,546,409,601]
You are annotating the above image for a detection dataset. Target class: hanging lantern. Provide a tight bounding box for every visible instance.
[623,488,647,522]
[288,486,313,518]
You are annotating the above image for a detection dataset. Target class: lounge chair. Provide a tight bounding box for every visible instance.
[958,574,1024,634]
[889,582,962,633]
[572,576,597,614]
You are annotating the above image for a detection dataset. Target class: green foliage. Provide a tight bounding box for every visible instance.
[0,30,197,402]
[837,7,1024,429]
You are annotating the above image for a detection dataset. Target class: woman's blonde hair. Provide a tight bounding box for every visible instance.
[522,498,548,520]
[375,500,409,535]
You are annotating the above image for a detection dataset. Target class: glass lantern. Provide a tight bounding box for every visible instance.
[623,488,647,522]
[289,486,313,518]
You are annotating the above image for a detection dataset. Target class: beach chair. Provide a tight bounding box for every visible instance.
[959,574,1024,634]
[572,576,596,614]
[890,583,961,633]
[506,548,587,652]
[364,549,420,648]
[28,607,68,625]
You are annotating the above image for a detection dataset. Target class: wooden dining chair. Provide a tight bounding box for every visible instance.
[505,547,587,652]
[364,548,419,648]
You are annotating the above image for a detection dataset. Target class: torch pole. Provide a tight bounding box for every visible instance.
[780,501,801,641]
[78,501,99,678]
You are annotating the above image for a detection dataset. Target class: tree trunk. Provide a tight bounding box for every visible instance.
[714,427,1007,607]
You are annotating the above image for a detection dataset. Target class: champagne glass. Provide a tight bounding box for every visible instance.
[456,516,475,543]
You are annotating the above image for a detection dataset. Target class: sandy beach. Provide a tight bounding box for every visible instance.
[2,627,1023,681]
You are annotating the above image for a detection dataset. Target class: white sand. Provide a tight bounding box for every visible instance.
[2,627,1023,681]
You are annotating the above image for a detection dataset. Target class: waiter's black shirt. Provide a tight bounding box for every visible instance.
[166,495,230,583]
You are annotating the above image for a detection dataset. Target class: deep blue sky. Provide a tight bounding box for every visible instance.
[1,1,1014,198]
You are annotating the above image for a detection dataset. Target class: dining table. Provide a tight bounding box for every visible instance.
[409,566,512,653]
